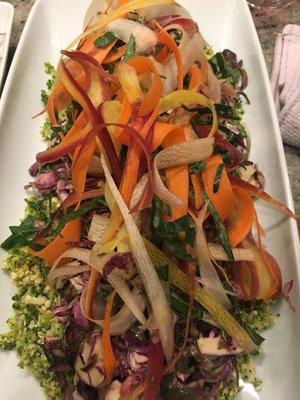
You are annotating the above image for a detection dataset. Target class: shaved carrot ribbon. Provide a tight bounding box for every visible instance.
[79,32,117,63]
[101,115,158,244]
[72,136,97,194]
[151,122,179,152]
[226,186,255,247]
[116,97,132,146]
[127,56,163,117]
[47,33,115,124]
[30,218,81,265]
[58,59,122,185]
[36,117,90,164]
[103,45,126,64]
[162,127,189,220]
[189,65,206,91]
[62,189,104,213]
[47,82,73,126]
[120,109,159,206]
[188,49,209,92]
[229,175,299,220]
[155,46,169,63]
[115,63,143,104]
[185,125,204,210]
[154,20,184,90]
[103,291,117,384]
[85,269,100,318]
[202,155,234,221]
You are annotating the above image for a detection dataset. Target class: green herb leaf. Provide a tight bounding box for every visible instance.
[209,52,240,85]
[213,164,225,193]
[41,90,48,105]
[1,216,45,251]
[239,322,265,346]
[171,290,203,320]
[168,28,183,45]
[189,161,206,174]
[218,125,238,144]
[150,198,196,262]
[94,32,116,49]
[106,63,115,74]
[164,238,195,263]
[156,265,169,281]
[214,146,233,165]
[183,73,191,89]
[123,35,136,61]
[52,197,106,237]
[202,192,234,261]
[151,197,163,229]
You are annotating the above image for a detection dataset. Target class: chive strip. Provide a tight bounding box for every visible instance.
[52,197,106,236]
[94,32,116,48]
[123,34,136,61]
[189,160,206,174]
[202,192,234,261]
[170,290,203,320]
[213,164,225,193]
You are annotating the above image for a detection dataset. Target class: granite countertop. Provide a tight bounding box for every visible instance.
[5,0,300,215]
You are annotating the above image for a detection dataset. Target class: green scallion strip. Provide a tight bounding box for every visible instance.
[202,192,234,261]
[189,161,206,174]
[213,164,225,193]
[52,197,106,236]
[123,35,136,61]
[94,32,116,49]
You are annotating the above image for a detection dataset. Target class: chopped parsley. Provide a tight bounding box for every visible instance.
[94,31,116,48]
[213,164,225,193]
[123,34,136,61]
[41,62,56,105]
[202,192,234,261]
[189,160,206,174]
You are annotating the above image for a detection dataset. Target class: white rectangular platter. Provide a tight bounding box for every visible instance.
[0,2,14,91]
[0,0,299,399]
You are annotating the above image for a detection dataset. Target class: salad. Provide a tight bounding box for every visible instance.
[0,1,298,399]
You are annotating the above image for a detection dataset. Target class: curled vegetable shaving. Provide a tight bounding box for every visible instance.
[48,247,91,286]
[101,154,175,362]
[143,239,255,353]
[114,63,143,104]
[158,89,218,137]
[87,214,109,242]
[195,203,231,309]
[68,0,174,50]
[49,246,147,326]
[154,137,214,207]
[89,248,147,325]
[80,288,147,336]
[208,243,255,262]
[102,291,117,384]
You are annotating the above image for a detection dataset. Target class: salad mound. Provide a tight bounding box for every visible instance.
[0,1,297,399]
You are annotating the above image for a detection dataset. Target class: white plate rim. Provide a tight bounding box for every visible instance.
[239,0,300,250]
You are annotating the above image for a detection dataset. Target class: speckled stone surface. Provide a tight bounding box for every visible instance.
[4,0,300,214]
